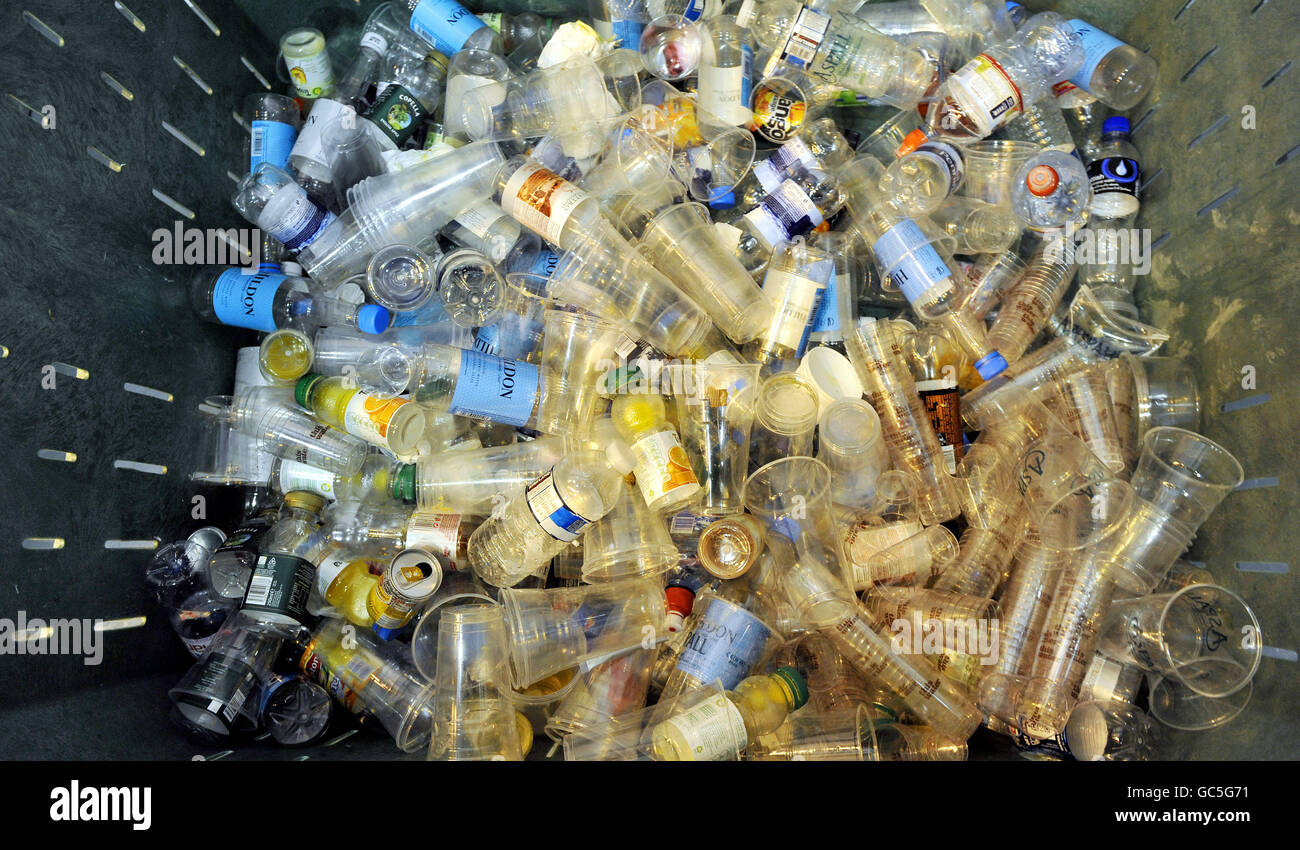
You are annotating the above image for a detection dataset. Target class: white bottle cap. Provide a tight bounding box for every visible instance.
[796,347,865,419]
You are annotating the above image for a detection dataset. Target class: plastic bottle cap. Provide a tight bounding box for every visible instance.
[772,666,810,711]
[974,351,1009,380]
[294,373,324,409]
[664,585,695,618]
[708,190,736,209]
[372,623,400,641]
[281,261,304,277]
[392,463,416,502]
[1102,116,1131,135]
[358,303,392,335]
[1025,164,1060,197]
[283,490,327,513]
[895,128,929,157]
[605,440,637,476]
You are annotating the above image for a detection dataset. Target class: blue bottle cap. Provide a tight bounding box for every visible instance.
[708,190,736,210]
[1102,116,1131,135]
[1005,1,1023,8]
[974,351,1009,380]
[371,623,399,641]
[358,303,391,335]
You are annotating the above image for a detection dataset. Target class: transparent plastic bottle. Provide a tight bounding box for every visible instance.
[241,491,331,630]
[362,51,449,151]
[1010,150,1092,231]
[883,131,966,216]
[925,12,1083,143]
[1061,18,1158,110]
[467,448,631,587]
[233,164,337,255]
[743,117,855,207]
[806,229,861,353]
[244,93,301,174]
[1086,116,1142,219]
[396,0,503,57]
[479,11,557,60]
[442,198,541,268]
[651,667,809,761]
[733,169,844,271]
[294,373,429,459]
[145,538,238,658]
[611,394,702,512]
[696,14,755,131]
[190,265,322,335]
[1056,82,1104,162]
[401,434,571,514]
[267,453,405,504]
[311,546,384,627]
[744,238,837,372]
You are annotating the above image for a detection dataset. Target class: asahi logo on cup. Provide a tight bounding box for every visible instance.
[151,221,263,272]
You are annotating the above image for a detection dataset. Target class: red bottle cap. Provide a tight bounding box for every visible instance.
[1025,164,1060,197]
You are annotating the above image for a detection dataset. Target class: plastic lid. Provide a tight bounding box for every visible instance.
[895,128,929,157]
[708,190,736,209]
[664,585,695,617]
[1102,116,1131,135]
[358,303,391,335]
[294,373,324,409]
[799,346,864,404]
[1025,164,1060,197]
[772,666,810,711]
[283,490,327,513]
[974,351,1009,380]
[392,464,416,502]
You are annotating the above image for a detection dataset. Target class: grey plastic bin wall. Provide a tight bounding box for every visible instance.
[0,0,1294,760]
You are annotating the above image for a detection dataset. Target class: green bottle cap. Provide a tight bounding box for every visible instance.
[773,666,810,711]
[294,373,324,409]
[392,463,416,502]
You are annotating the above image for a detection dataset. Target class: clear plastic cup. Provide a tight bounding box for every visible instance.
[1098,584,1262,699]
[868,525,961,587]
[576,116,675,199]
[1016,429,1134,552]
[435,248,506,328]
[743,457,843,575]
[957,140,1041,208]
[856,109,926,163]
[500,578,667,689]
[319,113,386,199]
[427,605,524,760]
[365,244,438,314]
[545,647,656,744]
[1146,661,1254,731]
[861,716,970,761]
[444,49,512,141]
[581,480,680,582]
[748,371,821,471]
[410,570,498,681]
[749,709,867,761]
[818,398,890,510]
[638,14,702,81]
[674,361,762,514]
[534,308,624,437]
[1119,354,1202,444]
[1129,426,1244,529]
[561,681,730,761]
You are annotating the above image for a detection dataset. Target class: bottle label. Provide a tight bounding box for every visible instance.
[477,12,502,33]
[755,137,817,193]
[287,98,353,173]
[745,178,823,248]
[250,120,296,171]
[762,269,826,352]
[181,635,212,658]
[278,459,337,500]
[1065,19,1127,92]
[526,470,593,542]
[455,199,501,240]
[676,600,772,689]
[871,219,953,305]
[736,0,755,28]
[610,19,644,48]
[502,163,589,244]
[360,31,389,54]
[714,221,743,253]
[364,84,428,147]
[258,183,336,252]
[343,391,416,449]
[405,512,465,570]
[697,44,753,127]
[683,0,723,22]
[809,267,841,336]
[947,53,1023,136]
[631,431,700,507]
[286,48,334,99]
[243,553,316,620]
[315,552,354,595]
[528,246,561,279]
[750,88,807,142]
[910,141,965,199]
[779,6,831,69]
[1086,157,1140,198]
[409,0,489,55]
[212,268,285,333]
[916,379,963,474]
[448,349,540,426]
[1081,653,1125,703]
[661,694,748,760]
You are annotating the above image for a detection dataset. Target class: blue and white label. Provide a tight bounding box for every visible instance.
[675,598,772,689]
[250,120,296,172]
[526,470,592,542]
[809,267,841,335]
[611,18,645,48]
[211,268,285,332]
[448,349,539,426]
[779,5,831,69]
[871,219,952,305]
[528,247,561,280]
[745,178,823,248]
[258,183,336,253]
[409,0,489,56]
[1065,19,1127,92]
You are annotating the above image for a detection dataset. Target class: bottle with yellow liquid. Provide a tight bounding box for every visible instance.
[611,394,701,513]
[268,452,405,504]
[651,666,809,761]
[294,372,429,460]
[310,545,384,628]
[898,322,975,475]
